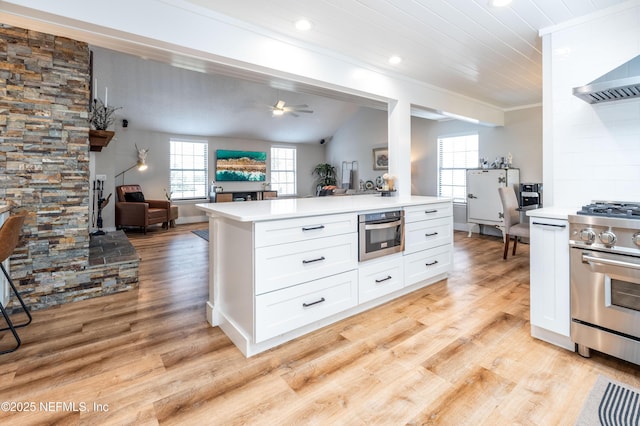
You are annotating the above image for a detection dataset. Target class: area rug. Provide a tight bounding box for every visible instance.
[191,229,209,241]
[575,375,640,425]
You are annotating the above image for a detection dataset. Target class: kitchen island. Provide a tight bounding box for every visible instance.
[197,195,453,356]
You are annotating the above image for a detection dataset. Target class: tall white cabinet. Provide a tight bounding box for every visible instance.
[466,168,519,234]
[527,211,573,350]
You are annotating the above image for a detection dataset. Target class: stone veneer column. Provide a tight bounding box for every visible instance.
[0,23,136,310]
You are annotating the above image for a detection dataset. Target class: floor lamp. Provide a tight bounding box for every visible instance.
[114,145,149,186]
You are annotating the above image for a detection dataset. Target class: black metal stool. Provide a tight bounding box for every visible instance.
[0,215,32,354]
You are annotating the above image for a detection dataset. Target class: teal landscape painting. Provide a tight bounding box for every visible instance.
[216,150,267,181]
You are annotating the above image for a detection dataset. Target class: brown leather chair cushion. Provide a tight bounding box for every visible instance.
[115,185,170,231]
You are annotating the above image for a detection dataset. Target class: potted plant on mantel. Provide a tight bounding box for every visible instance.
[88,98,121,152]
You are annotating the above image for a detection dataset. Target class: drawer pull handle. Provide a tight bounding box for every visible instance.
[375,275,392,283]
[302,225,325,231]
[424,209,438,214]
[425,232,438,237]
[532,221,566,228]
[425,260,439,266]
[303,297,326,308]
[302,256,326,264]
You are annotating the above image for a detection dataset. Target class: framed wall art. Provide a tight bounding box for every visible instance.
[372,147,388,170]
[215,149,267,181]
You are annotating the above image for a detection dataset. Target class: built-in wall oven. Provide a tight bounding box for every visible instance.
[569,202,640,365]
[358,210,404,261]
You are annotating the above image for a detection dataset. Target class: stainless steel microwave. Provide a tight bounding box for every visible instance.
[358,210,404,261]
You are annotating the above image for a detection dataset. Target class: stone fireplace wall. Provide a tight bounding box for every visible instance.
[0,23,138,310]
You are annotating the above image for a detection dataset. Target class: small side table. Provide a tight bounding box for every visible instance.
[169,205,179,228]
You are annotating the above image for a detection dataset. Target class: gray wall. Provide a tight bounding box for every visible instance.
[411,106,542,231]
[325,106,542,231]
[325,108,389,187]
[94,129,325,229]
[411,106,542,195]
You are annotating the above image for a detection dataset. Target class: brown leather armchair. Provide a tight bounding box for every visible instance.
[115,185,170,234]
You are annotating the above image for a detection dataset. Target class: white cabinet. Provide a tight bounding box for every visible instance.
[255,270,358,342]
[202,198,454,357]
[404,245,452,286]
[255,213,357,247]
[403,203,453,287]
[466,168,519,232]
[358,254,404,304]
[405,217,452,254]
[255,233,358,295]
[529,216,573,350]
[252,214,358,342]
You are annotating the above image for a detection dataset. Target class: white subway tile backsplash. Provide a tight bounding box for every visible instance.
[544,4,640,206]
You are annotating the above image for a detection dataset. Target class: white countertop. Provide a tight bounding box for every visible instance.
[526,206,578,220]
[196,194,451,222]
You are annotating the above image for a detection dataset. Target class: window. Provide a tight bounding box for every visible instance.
[170,139,208,200]
[437,133,479,203]
[270,146,296,196]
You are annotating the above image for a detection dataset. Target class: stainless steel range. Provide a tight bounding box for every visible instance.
[569,201,640,365]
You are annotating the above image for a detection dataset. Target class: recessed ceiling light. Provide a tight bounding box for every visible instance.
[490,0,512,6]
[389,55,402,65]
[295,18,312,31]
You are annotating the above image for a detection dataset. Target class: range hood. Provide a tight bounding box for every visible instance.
[573,55,640,104]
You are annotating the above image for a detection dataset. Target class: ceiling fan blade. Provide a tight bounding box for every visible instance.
[289,104,309,108]
[290,111,299,117]
[294,109,314,114]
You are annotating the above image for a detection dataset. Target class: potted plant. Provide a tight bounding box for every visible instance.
[313,163,337,195]
[88,98,121,152]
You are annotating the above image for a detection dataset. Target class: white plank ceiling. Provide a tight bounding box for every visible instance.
[1,1,629,140]
[183,0,629,108]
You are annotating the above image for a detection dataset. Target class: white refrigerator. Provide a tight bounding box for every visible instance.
[466,168,519,235]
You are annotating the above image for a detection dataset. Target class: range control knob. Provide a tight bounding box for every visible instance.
[599,231,617,246]
[579,229,596,244]
[633,232,640,246]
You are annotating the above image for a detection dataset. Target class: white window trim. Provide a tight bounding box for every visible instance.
[437,132,479,204]
[270,145,297,196]
[169,138,209,201]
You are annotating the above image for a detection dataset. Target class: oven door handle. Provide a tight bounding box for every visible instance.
[582,254,640,271]
[364,219,403,230]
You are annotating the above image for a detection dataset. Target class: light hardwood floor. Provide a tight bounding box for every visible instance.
[0,223,638,425]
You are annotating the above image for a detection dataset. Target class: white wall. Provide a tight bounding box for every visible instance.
[541,5,640,207]
[93,128,325,230]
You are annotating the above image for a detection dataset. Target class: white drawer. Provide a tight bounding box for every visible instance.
[358,254,404,304]
[255,270,358,342]
[405,217,452,254]
[404,244,452,287]
[404,203,452,223]
[255,233,358,295]
[255,213,357,247]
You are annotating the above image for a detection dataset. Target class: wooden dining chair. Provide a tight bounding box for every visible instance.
[498,186,530,260]
[0,214,32,354]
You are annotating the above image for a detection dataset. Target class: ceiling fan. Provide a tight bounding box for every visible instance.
[271,100,314,117]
